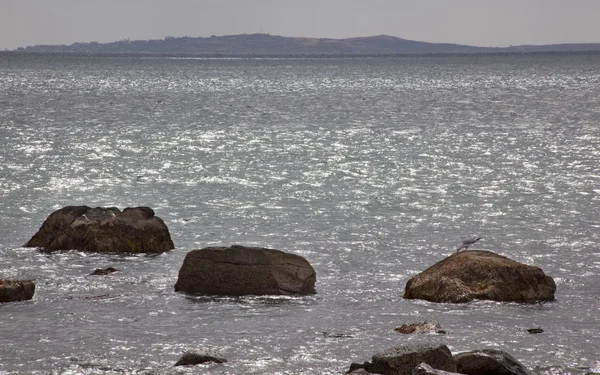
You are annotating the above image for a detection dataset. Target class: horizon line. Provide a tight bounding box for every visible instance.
[11,33,600,51]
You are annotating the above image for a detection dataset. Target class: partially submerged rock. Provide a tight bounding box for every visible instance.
[174,245,316,296]
[349,343,456,375]
[322,331,353,338]
[395,321,444,334]
[24,206,174,254]
[174,352,227,366]
[0,280,35,303]
[526,328,544,334]
[90,267,118,276]
[404,250,556,303]
[453,349,534,375]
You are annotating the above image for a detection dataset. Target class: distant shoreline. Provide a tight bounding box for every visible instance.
[10,33,600,55]
[3,51,600,59]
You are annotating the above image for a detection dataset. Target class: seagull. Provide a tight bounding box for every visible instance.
[456,237,481,252]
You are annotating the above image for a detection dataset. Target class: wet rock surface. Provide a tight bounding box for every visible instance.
[25,206,174,254]
[0,280,35,303]
[404,250,556,303]
[453,349,534,375]
[174,245,316,296]
[349,343,456,375]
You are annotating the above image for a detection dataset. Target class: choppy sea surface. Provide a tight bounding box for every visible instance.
[0,52,599,374]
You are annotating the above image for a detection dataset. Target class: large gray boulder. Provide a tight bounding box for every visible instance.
[453,349,534,375]
[24,206,174,254]
[349,343,456,375]
[174,245,316,296]
[0,280,35,303]
[404,250,556,303]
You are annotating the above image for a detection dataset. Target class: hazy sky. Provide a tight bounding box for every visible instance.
[3,0,600,50]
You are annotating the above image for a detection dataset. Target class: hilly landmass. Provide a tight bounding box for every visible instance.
[14,33,600,55]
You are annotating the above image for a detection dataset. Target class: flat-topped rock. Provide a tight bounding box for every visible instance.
[174,245,316,296]
[24,206,174,254]
[404,250,556,303]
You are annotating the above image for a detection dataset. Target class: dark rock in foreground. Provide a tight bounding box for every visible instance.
[24,206,174,254]
[174,245,316,296]
[454,349,534,375]
[174,352,227,366]
[0,280,35,303]
[349,343,456,375]
[404,250,556,303]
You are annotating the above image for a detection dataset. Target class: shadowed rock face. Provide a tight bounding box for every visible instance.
[453,349,534,375]
[403,250,556,303]
[174,245,316,296]
[0,280,35,303]
[24,206,174,254]
[349,343,456,375]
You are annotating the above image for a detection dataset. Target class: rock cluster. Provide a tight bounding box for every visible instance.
[14,206,558,373]
[348,345,533,375]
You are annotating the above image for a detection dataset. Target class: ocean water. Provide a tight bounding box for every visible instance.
[0,52,599,374]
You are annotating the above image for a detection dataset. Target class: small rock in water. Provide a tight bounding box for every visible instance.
[0,280,35,303]
[527,328,544,334]
[174,352,227,366]
[90,267,118,276]
[395,321,443,334]
[322,331,353,338]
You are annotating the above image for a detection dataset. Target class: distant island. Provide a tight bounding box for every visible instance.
[13,33,600,55]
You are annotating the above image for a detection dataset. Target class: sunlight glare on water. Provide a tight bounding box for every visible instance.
[0,52,599,374]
